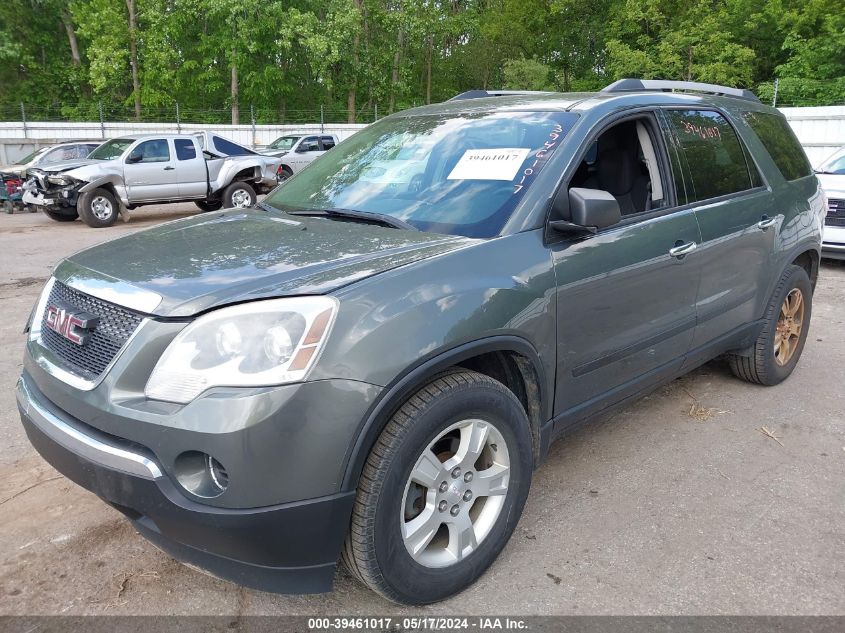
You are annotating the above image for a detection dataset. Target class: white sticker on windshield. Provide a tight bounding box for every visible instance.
[447,148,531,181]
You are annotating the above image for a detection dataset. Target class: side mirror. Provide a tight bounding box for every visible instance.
[126,150,143,164]
[550,187,621,234]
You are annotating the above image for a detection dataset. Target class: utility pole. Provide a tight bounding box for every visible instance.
[20,103,27,139]
[176,102,181,134]
[772,78,779,108]
[98,102,105,139]
[320,105,324,133]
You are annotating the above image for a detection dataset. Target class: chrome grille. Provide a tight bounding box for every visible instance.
[39,281,144,381]
[827,198,845,227]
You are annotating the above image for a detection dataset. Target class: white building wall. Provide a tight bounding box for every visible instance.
[1,106,844,166]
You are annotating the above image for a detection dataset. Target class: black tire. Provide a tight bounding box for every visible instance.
[27,204,37,213]
[77,187,118,227]
[728,264,812,386]
[222,181,256,209]
[3,200,13,214]
[43,208,79,222]
[195,200,223,213]
[277,166,293,183]
[342,369,533,604]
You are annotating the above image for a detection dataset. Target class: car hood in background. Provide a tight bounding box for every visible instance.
[54,208,473,317]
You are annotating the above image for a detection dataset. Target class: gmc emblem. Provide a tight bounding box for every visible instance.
[45,304,99,346]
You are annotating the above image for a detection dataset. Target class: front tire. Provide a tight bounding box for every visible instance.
[222,181,256,209]
[43,208,79,222]
[195,200,223,213]
[342,370,533,604]
[77,187,118,227]
[728,264,812,385]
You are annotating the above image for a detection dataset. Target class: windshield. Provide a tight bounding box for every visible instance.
[818,147,845,175]
[89,138,135,160]
[15,147,48,165]
[269,136,300,151]
[264,111,578,238]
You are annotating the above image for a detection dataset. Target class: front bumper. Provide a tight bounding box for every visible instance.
[16,375,355,593]
[822,224,845,260]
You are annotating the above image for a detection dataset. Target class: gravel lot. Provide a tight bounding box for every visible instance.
[0,206,843,616]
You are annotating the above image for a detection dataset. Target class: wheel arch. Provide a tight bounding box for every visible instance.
[340,336,550,494]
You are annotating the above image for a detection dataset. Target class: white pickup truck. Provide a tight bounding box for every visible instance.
[23,132,282,227]
[258,134,339,181]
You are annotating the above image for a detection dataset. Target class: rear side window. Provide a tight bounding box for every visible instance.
[211,135,256,156]
[664,110,759,202]
[321,136,336,150]
[174,139,197,161]
[742,111,812,181]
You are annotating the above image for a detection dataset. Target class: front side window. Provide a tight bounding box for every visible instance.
[174,139,197,161]
[90,138,134,161]
[665,110,758,202]
[742,111,812,181]
[265,110,578,238]
[299,137,320,152]
[131,139,170,163]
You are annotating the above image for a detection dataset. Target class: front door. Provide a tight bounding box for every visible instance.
[551,113,702,425]
[123,138,179,202]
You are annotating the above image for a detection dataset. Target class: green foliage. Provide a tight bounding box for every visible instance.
[0,0,841,121]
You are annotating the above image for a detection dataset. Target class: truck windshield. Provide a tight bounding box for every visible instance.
[269,136,300,151]
[89,139,134,160]
[264,111,578,238]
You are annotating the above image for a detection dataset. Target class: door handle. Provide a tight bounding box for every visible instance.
[163,166,175,171]
[757,215,777,230]
[669,241,697,258]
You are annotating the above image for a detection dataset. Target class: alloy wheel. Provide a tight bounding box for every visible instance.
[774,288,804,366]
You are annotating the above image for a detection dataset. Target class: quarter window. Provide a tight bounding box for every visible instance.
[174,139,197,161]
[665,110,759,202]
[742,111,812,181]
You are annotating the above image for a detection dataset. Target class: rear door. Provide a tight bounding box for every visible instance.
[123,138,179,201]
[173,138,207,198]
[659,108,773,352]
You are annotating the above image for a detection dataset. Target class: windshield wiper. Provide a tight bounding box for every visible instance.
[286,207,418,231]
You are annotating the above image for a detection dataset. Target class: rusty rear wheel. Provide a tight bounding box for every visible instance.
[728,264,812,386]
[774,288,805,366]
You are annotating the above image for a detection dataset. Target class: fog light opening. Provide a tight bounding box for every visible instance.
[174,451,229,498]
[207,455,229,491]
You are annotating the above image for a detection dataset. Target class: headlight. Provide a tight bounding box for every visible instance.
[145,297,337,404]
[46,175,76,186]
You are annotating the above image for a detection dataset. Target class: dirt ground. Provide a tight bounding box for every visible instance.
[0,206,843,616]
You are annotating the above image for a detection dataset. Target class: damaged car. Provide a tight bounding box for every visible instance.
[22,132,282,227]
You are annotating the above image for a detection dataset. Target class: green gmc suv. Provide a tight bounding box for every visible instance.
[17,79,824,604]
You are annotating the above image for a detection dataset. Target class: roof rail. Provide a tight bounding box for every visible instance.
[449,89,553,101]
[602,78,761,103]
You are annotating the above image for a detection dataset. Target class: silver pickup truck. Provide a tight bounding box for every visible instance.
[258,134,339,181]
[23,132,282,227]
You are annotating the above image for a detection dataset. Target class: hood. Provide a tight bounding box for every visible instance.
[817,173,845,198]
[27,159,101,178]
[55,208,473,317]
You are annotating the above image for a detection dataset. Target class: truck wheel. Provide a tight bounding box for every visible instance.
[342,370,533,604]
[27,204,37,213]
[43,208,79,222]
[222,182,256,209]
[77,188,118,227]
[277,166,293,183]
[728,264,812,386]
[195,200,223,213]
[3,201,13,214]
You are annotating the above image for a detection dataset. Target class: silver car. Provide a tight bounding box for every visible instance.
[816,146,845,259]
[23,132,282,227]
